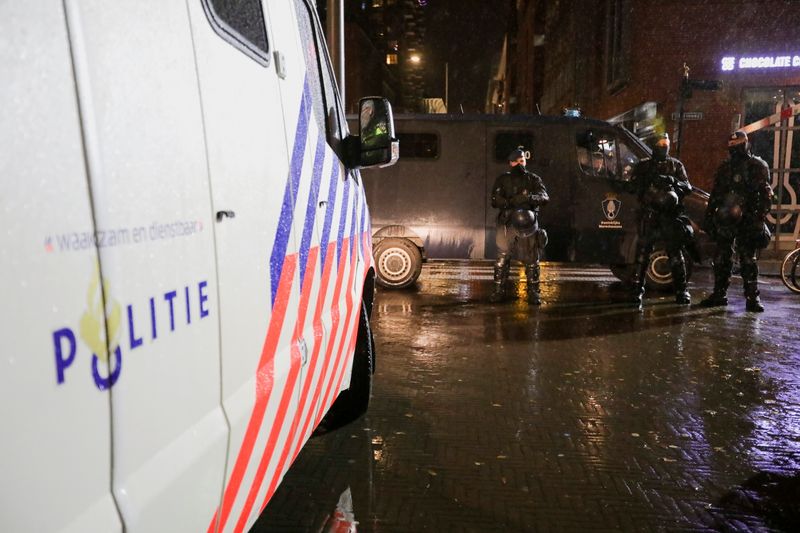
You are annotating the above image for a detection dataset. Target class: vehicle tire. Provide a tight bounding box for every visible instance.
[645,248,693,291]
[316,300,374,433]
[374,237,423,288]
[780,248,800,294]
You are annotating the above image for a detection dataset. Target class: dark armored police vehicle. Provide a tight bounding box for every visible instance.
[359,113,712,289]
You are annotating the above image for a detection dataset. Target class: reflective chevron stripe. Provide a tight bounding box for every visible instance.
[208,79,372,532]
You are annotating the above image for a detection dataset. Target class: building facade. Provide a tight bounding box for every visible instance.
[320,0,427,113]
[500,0,800,245]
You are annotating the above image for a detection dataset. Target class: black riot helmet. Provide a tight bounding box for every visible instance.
[510,209,538,237]
[651,133,670,161]
[643,181,679,210]
[507,146,527,169]
[728,130,750,159]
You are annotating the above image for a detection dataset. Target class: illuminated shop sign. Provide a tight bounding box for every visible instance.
[721,55,800,71]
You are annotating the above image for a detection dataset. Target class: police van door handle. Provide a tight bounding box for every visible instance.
[274,51,287,79]
[216,210,236,222]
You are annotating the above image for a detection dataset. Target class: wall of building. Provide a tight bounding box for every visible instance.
[344,22,398,113]
[324,0,426,113]
[506,0,800,190]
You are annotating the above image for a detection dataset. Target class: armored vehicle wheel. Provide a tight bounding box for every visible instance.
[645,248,693,291]
[609,249,693,291]
[374,237,423,288]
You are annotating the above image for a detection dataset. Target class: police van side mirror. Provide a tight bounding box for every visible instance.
[345,97,399,169]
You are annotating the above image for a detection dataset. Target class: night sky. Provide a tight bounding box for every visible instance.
[421,0,510,113]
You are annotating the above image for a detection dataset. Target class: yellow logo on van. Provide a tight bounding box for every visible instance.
[52,260,211,390]
[79,263,121,362]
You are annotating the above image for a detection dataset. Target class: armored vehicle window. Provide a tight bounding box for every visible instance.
[494,132,534,161]
[617,138,640,181]
[202,0,270,66]
[577,131,640,182]
[577,131,618,179]
[398,133,439,159]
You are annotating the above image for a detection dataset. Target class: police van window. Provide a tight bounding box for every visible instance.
[617,138,640,181]
[202,0,270,66]
[494,132,534,161]
[577,131,618,179]
[294,0,345,147]
[397,133,439,159]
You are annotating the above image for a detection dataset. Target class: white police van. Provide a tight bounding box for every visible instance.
[0,1,396,532]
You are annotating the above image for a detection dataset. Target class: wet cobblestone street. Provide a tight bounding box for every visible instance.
[254,262,800,532]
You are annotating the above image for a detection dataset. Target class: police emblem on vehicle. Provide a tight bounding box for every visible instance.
[599,194,623,229]
[602,196,621,220]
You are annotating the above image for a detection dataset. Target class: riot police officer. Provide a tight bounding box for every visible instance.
[701,130,773,312]
[626,133,695,307]
[490,147,549,304]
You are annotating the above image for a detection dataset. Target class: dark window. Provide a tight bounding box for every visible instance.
[398,133,439,159]
[605,0,630,92]
[494,132,534,162]
[202,0,269,66]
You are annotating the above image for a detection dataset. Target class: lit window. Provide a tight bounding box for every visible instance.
[372,0,383,7]
[386,53,398,65]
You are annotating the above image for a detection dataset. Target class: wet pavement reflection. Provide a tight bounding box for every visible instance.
[253,262,800,532]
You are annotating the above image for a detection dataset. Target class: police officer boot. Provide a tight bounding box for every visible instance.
[525,263,541,305]
[744,282,764,312]
[489,276,505,303]
[741,260,764,312]
[700,281,729,307]
[489,256,510,303]
[671,256,691,305]
[629,262,647,308]
[700,266,730,307]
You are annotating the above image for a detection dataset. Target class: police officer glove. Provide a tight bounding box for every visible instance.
[529,194,547,207]
[658,174,675,187]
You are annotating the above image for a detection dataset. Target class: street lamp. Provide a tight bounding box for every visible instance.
[409,54,421,64]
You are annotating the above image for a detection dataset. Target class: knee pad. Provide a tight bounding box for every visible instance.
[739,251,757,268]
[740,257,758,280]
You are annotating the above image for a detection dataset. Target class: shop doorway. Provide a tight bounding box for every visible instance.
[742,87,800,249]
